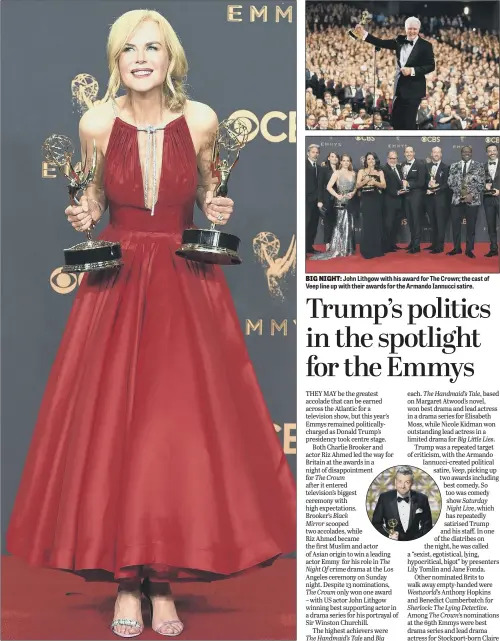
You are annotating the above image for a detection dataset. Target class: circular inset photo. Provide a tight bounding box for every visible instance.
[366,465,442,541]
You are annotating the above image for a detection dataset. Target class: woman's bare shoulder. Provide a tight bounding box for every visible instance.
[79,101,115,140]
[184,100,218,133]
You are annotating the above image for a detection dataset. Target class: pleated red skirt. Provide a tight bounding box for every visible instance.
[7,115,296,581]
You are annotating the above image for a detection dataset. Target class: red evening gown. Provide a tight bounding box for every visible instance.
[7,115,296,582]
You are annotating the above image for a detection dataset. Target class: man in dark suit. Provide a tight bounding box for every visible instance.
[382,150,405,251]
[372,466,432,541]
[424,146,450,253]
[373,111,391,130]
[306,144,322,255]
[484,143,499,257]
[353,17,435,130]
[400,146,426,252]
[342,77,359,108]
[447,146,485,258]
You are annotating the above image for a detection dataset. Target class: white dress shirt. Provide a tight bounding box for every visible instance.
[397,493,411,531]
[392,165,402,181]
[488,160,498,181]
[400,36,418,69]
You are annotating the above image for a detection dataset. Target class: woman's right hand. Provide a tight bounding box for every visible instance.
[65,195,101,232]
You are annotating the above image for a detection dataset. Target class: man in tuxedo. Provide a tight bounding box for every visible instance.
[372,467,432,541]
[306,144,322,256]
[353,17,435,130]
[447,146,485,258]
[382,151,405,251]
[424,146,450,253]
[343,77,358,108]
[484,143,499,257]
[401,146,426,252]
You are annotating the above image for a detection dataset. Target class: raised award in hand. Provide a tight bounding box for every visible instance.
[176,117,249,265]
[348,11,372,40]
[42,134,123,272]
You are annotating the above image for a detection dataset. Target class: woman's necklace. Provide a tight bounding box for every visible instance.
[137,124,165,217]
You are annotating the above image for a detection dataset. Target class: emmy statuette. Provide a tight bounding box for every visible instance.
[427,164,440,195]
[176,118,249,265]
[348,10,372,40]
[459,171,471,203]
[386,519,399,538]
[398,165,411,195]
[42,135,123,272]
[484,174,496,196]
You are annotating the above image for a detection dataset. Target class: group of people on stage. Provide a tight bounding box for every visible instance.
[306,5,499,131]
[306,142,500,260]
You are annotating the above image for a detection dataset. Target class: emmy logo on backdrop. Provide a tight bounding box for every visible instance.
[252,233,296,300]
[176,118,250,265]
[348,10,372,40]
[42,134,123,272]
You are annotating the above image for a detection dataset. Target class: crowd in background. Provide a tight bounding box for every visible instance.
[306,2,500,130]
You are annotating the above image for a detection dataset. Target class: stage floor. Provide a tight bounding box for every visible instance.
[306,243,499,274]
[1,556,296,640]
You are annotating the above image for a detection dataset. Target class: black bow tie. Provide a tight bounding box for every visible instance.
[398,496,410,503]
[403,39,414,46]
[432,163,438,167]
[405,161,412,165]
[489,161,496,165]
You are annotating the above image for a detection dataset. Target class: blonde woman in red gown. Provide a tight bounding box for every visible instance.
[6,9,296,638]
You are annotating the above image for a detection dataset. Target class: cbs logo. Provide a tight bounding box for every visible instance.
[421,136,441,142]
[50,267,83,294]
[486,137,499,144]
[356,136,375,141]
[228,110,296,143]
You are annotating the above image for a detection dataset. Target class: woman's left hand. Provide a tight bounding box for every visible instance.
[204,191,234,225]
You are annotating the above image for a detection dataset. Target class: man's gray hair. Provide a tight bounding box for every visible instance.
[396,466,414,478]
[308,143,320,152]
[405,16,421,30]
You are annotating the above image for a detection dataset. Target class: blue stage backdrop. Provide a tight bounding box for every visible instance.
[1,0,297,549]
[308,134,498,245]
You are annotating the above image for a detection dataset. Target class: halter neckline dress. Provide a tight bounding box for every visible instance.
[7,110,296,582]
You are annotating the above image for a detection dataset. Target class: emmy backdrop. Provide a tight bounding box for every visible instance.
[310,135,497,246]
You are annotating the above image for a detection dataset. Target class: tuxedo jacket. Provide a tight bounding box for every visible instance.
[318,164,335,204]
[306,160,320,203]
[400,159,426,192]
[484,161,500,191]
[383,164,405,199]
[372,490,432,541]
[448,160,485,206]
[425,162,450,195]
[365,34,435,100]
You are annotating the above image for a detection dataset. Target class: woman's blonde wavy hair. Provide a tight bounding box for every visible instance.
[103,9,188,111]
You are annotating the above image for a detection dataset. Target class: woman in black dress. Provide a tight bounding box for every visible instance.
[318,152,340,243]
[357,152,386,259]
